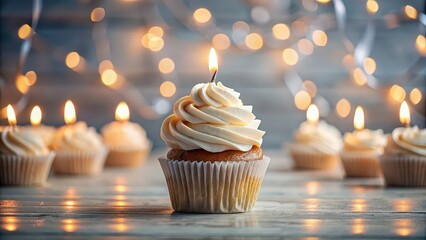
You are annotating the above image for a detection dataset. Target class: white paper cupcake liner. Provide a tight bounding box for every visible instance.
[159,156,270,213]
[341,153,382,178]
[0,152,55,186]
[380,155,426,187]
[288,144,339,170]
[105,143,151,167]
[52,148,108,175]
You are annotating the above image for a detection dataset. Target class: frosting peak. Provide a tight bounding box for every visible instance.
[343,129,387,154]
[0,127,49,156]
[102,121,149,148]
[51,122,104,151]
[161,82,265,153]
[388,126,426,156]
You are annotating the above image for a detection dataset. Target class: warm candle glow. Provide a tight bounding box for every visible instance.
[30,105,42,126]
[399,101,410,127]
[306,104,319,124]
[209,48,218,74]
[115,102,130,122]
[64,100,76,125]
[7,105,16,126]
[354,106,365,131]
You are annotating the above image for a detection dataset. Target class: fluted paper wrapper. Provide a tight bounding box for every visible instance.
[380,155,426,187]
[105,143,151,167]
[341,153,382,178]
[0,153,55,186]
[159,156,270,213]
[52,148,107,175]
[288,144,339,170]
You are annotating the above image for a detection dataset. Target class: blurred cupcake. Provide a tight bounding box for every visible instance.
[102,102,151,167]
[341,106,387,178]
[0,105,54,186]
[159,79,269,213]
[380,126,426,187]
[288,104,342,170]
[26,106,56,146]
[51,100,107,175]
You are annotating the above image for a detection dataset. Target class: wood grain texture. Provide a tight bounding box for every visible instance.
[1,149,425,239]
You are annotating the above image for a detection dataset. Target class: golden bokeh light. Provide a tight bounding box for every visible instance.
[303,80,317,97]
[114,185,128,193]
[303,219,321,232]
[363,57,376,75]
[305,198,319,212]
[316,0,330,3]
[66,52,80,69]
[336,98,351,118]
[352,219,365,234]
[297,39,314,55]
[7,105,17,126]
[148,26,164,37]
[3,217,18,232]
[394,219,412,237]
[25,71,37,86]
[272,23,290,40]
[399,101,410,127]
[90,7,105,22]
[158,58,175,74]
[16,75,30,94]
[193,8,212,24]
[99,60,113,73]
[415,35,426,56]
[212,33,231,50]
[354,106,365,131]
[148,36,164,52]
[101,69,118,86]
[393,199,413,212]
[306,181,319,195]
[352,199,366,212]
[115,102,130,122]
[353,68,367,86]
[31,105,42,126]
[64,100,76,125]
[294,90,312,110]
[404,5,417,19]
[18,24,32,39]
[62,219,77,232]
[245,33,263,50]
[389,84,406,103]
[312,30,327,47]
[409,88,422,105]
[282,48,299,65]
[366,0,379,14]
[160,81,177,98]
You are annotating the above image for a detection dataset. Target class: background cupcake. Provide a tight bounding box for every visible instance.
[288,104,342,170]
[341,106,387,177]
[159,61,269,213]
[102,102,151,167]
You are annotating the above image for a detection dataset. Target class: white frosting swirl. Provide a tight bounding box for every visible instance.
[388,126,426,156]
[0,127,49,156]
[343,129,387,154]
[26,125,56,146]
[51,122,104,151]
[161,82,265,153]
[102,121,150,149]
[293,120,342,155]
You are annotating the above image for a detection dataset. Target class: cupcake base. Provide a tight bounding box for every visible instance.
[52,148,107,175]
[341,153,382,178]
[288,145,338,170]
[0,153,55,186]
[159,156,270,213]
[105,147,150,167]
[380,155,426,187]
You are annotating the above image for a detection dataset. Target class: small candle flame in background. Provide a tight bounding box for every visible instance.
[115,102,130,122]
[399,101,410,127]
[209,48,218,75]
[306,104,319,124]
[64,100,76,125]
[30,105,42,126]
[7,105,17,126]
[354,106,365,131]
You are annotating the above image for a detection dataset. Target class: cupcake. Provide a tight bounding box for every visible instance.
[51,122,107,175]
[159,81,269,213]
[341,129,387,177]
[380,126,426,187]
[26,125,56,146]
[0,126,55,186]
[102,104,151,167]
[288,119,342,170]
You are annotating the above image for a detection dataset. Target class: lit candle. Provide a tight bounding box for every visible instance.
[64,100,76,125]
[306,104,319,125]
[30,105,42,127]
[115,102,130,123]
[209,48,218,82]
[6,104,17,128]
[353,106,364,131]
[399,101,410,128]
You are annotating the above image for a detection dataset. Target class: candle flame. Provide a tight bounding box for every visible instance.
[64,100,76,125]
[399,101,410,127]
[209,48,218,74]
[7,105,17,126]
[354,106,365,131]
[306,104,319,124]
[30,105,42,126]
[115,102,130,122]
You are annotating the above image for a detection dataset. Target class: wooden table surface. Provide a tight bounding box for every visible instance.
[1,149,425,239]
